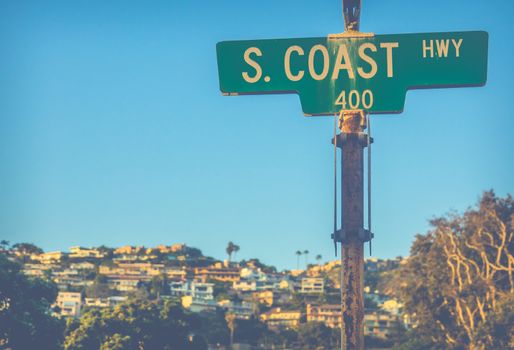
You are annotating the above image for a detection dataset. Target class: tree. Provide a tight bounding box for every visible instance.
[147,274,170,299]
[303,250,309,268]
[12,242,43,256]
[297,322,339,349]
[197,310,229,347]
[0,240,9,252]
[316,254,322,266]
[226,242,236,262]
[0,254,63,349]
[85,274,111,299]
[99,334,131,350]
[232,244,240,262]
[96,246,114,260]
[396,191,514,350]
[232,316,268,346]
[64,299,205,350]
[295,251,302,270]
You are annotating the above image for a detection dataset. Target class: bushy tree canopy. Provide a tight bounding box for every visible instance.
[0,254,63,349]
[395,191,514,350]
[64,299,206,350]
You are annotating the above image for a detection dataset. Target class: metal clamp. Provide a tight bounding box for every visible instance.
[332,228,374,244]
[334,133,373,147]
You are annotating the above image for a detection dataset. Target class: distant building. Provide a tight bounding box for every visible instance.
[70,262,96,270]
[252,290,275,307]
[99,262,165,276]
[30,251,65,264]
[156,244,185,253]
[55,292,82,318]
[306,304,341,328]
[113,245,144,255]
[181,296,218,313]
[22,263,55,277]
[69,246,105,259]
[364,311,400,339]
[169,280,214,300]
[233,280,257,292]
[218,300,254,319]
[53,270,89,290]
[260,308,302,330]
[85,296,127,308]
[194,264,240,283]
[165,267,188,281]
[107,276,143,292]
[239,267,268,280]
[300,277,324,294]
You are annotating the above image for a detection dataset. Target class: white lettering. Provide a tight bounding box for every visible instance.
[380,42,399,78]
[284,46,305,81]
[452,38,463,57]
[362,90,373,109]
[357,43,378,79]
[436,39,450,57]
[423,39,434,58]
[242,47,263,83]
[331,44,355,80]
[308,45,330,81]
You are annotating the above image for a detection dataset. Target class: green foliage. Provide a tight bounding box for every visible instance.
[147,274,170,299]
[0,254,64,349]
[364,295,379,309]
[196,310,230,346]
[96,246,114,260]
[0,240,10,251]
[99,333,131,350]
[12,242,43,255]
[240,258,277,274]
[396,191,514,350]
[64,299,205,350]
[391,329,435,350]
[85,274,111,299]
[296,322,339,349]
[225,241,240,262]
[364,270,380,292]
[233,316,268,345]
[211,281,232,299]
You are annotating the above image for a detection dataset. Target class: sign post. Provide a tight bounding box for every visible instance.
[215,1,488,349]
[335,110,368,349]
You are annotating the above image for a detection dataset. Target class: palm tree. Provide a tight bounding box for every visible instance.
[295,250,302,269]
[226,241,236,262]
[233,244,240,261]
[303,250,309,268]
[316,254,323,266]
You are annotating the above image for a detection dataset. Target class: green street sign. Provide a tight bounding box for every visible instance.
[216,31,488,115]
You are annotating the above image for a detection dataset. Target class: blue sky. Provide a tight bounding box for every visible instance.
[0,0,513,270]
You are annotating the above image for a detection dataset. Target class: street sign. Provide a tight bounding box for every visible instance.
[216,31,488,115]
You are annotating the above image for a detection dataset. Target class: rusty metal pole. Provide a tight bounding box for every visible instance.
[334,111,367,350]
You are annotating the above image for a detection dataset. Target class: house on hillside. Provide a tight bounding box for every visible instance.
[299,277,324,294]
[260,308,302,330]
[54,292,82,318]
[69,246,105,259]
[306,304,341,328]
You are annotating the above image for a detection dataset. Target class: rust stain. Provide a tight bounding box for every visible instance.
[340,111,365,350]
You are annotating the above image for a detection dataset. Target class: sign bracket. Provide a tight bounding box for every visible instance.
[342,0,362,32]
